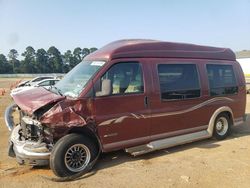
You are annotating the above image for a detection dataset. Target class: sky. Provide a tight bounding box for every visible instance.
[0,0,250,58]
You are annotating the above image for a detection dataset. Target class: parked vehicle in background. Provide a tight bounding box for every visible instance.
[17,76,56,87]
[5,39,246,179]
[16,80,30,87]
[11,79,60,95]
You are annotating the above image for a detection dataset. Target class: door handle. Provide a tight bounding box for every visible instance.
[144,96,149,108]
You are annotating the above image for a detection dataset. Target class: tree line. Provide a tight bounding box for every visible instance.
[0,46,98,74]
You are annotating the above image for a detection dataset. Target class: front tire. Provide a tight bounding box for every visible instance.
[213,113,231,140]
[50,133,98,177]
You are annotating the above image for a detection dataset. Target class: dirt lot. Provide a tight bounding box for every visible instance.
[0,78,250,188]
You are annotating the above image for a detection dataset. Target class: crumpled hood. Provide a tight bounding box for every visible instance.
[12,87,65,115]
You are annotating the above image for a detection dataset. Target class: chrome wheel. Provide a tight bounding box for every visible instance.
[215,117,229,136]
[64,144,91,172]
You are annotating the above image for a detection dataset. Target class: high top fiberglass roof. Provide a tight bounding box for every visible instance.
[85,39,236,61]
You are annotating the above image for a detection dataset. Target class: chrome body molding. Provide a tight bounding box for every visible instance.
[150,125,208,141]
[148,130,210,150]
[125,130,211,156]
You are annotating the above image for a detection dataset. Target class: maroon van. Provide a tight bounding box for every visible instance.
[5,39,247,178]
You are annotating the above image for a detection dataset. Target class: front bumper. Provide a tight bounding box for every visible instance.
[4,103,17,131]
[9,125,51,166]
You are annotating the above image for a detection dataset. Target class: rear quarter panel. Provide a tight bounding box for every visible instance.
[202,60,246,121]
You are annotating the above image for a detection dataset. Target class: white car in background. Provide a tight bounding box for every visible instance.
[17,76,56,87]
[11,79,60,95]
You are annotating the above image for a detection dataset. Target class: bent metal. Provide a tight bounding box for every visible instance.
[5,39,247,178]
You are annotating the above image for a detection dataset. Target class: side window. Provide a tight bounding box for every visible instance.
[158,64,200,100]
[206,64,238,96]
[50,80,56,85]
[32,78,41,82]
[33,77,50,82]
[96,62,144,96]
[38,80,50,86]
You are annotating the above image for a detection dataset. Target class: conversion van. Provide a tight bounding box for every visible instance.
[5,39,246,178]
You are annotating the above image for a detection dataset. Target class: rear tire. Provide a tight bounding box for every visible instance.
[213,113,231,140]
[50,133,98,177]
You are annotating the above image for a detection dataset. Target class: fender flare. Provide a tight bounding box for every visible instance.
[207,106,234,136]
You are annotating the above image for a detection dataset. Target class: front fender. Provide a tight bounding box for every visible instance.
[40,104,86,127]
[39,98,94,129]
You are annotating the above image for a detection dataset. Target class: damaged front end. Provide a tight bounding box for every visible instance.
[5,87,94,167]
[6,105,54,166]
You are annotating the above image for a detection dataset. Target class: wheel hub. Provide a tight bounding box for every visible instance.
[215,117,229,136]
[216,121,223,131]
[72,152,82,161]
[64,144,91,172]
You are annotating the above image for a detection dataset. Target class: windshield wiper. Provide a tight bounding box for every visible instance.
[49,85,63,96]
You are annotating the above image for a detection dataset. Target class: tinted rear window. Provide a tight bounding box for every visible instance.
[158,64,200,100]
[206,64,238,96]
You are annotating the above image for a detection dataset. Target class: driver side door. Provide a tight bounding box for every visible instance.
[94,60,151,152]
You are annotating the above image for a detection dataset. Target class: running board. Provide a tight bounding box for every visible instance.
[125,130,211,156]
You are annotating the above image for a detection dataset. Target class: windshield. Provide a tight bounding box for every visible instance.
[53,61,105,97]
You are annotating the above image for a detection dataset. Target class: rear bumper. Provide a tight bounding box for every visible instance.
[243,114,248,122]
[234,114,248,126]
[9,125,50,166]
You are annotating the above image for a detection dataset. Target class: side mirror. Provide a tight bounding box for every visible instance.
[96,79,112,97]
